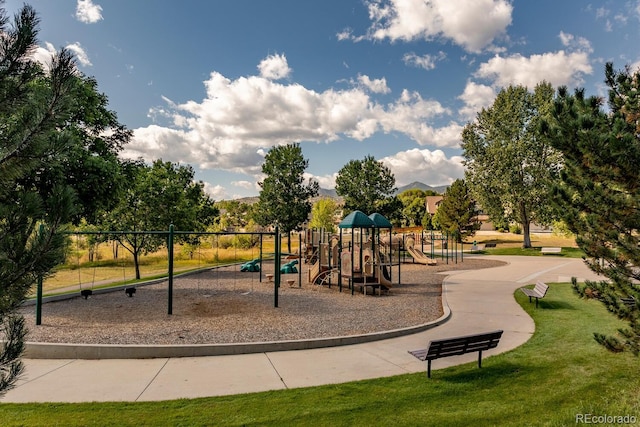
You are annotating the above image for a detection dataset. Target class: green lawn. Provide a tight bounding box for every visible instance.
[2,284,639,426]
[483,246,585,258]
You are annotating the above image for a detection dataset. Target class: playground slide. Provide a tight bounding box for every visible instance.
[376,252,393,288]
[407,246,437,265]
[308,259,320,284]
[378,264,392,287]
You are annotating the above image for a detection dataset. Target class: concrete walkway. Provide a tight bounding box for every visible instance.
[1,256,601,403]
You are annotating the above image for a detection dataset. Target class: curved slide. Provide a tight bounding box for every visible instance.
[308,259,320,284]
[407,245,437,266]
[376,252,393,288]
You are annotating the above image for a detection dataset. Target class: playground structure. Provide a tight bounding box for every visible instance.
[240,258,261,272]
[305,230,340,287]
[304,211,401,295]
[280,259,298,274]
[405,237,437,265]
[303,214,467,297]
[398,229,466,266]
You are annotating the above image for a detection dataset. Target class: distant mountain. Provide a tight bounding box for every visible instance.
[318,187,338,198]
[228,181,447,203]
[395,181,448,195]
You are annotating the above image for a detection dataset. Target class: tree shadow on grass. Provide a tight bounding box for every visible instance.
[428,361,540,385]
[537,299,576,310]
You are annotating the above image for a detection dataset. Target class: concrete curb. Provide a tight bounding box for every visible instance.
[24,305,452,359]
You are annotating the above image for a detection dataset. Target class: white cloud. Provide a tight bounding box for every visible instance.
[379,90,459,147]
[355,74,390,93]
[75,0,103,24]
[125,55,458,173]
[364,0,512,53]
[403,51,446,70]
[305,172,338,190]
[458,81,496,120]
[381,148,465,187]
[65,42,92,67]
[30,41,91,70]
[258,53,291,80]
[558,32,593,53]
[232,180,256,190]
[31,42,57,71]
[475,50,593,89]
[336,29,353,41]
[203,182,228,200]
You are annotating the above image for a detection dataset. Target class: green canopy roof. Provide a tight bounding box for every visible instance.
[338,210,375,229]
[368,213,392,228]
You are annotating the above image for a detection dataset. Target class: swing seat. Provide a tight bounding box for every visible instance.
[125,287,136,297]
[80,289,93,299]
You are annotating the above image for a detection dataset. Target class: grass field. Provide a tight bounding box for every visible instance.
[3,282,639,426]
[468,232,583,258]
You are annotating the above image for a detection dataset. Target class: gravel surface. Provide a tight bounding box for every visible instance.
[19,257,505,345]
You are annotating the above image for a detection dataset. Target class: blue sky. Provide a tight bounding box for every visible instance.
[5,0,640,199]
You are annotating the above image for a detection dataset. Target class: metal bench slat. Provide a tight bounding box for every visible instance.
[409,330,503,377]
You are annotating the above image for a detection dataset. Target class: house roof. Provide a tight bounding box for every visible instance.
[425,195,444,214]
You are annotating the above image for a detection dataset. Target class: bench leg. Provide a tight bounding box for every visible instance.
[478,350,483,369]
[427,360,432,378]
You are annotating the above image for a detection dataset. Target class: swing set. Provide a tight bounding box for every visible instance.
[34,225,284,325]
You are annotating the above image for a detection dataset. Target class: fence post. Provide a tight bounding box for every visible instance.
[274,226,280,308]
[35,224,44,325]
[168,224,174,315]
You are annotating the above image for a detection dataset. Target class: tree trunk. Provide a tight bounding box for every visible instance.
[522,221,532,248]
[519,201,532,248]
[133,250,141,280]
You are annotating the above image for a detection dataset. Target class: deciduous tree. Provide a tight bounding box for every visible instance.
[309,198,340,233]
[335,155,396,215]
[398,189,427,227]
[461,83,560,248]
[254,143,318,252]
[105,159,218,279]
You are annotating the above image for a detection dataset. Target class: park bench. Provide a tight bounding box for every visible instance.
[408,330,504,378]
[621,296,636,308]
[520,281,549,308]
[541,247,562,255]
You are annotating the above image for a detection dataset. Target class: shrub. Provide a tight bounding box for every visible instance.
[509,224,522,234]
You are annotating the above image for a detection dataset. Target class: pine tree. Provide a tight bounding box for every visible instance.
[432,179,480,242]
[0,5,78,395]
[545,63,640,353]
